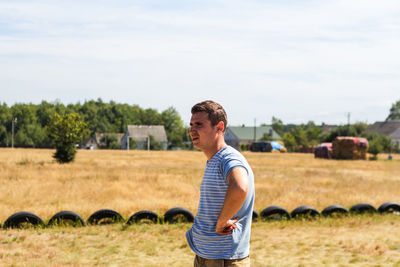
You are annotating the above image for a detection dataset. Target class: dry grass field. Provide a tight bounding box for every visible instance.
[0,148,400,266]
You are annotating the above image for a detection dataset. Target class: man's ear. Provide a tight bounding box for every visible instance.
[217,121,225,132]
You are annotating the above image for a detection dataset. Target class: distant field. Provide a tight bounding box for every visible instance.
[0,148,399,266]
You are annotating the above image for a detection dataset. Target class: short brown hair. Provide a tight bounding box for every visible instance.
[191,100,228,132]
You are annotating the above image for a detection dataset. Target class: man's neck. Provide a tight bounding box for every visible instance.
[203,139,227,161]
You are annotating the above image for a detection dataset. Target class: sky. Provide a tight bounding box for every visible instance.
[1,0,400,126]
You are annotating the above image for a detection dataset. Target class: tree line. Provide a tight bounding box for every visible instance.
[0,99,186,149]
[268,100,400,155]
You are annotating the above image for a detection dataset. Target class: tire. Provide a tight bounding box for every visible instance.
[260,206,290,221]
[378,202,400,214]
[252,210,259,221]
[291,205,320,219]
[349,203,377,214]
[3,211,45,229]
[126,210,159,224]
[87,209,124,225]
[163,207,194,224]
[321,205,349,217]
[48,210,86,227]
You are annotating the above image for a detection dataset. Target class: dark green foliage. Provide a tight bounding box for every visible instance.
[387,100,400,120]
[100,135,121,149]
[47,113,89,163]
[149,135,162,150]
[260,132,273,141]
[53,144,77,163]
[322,123,368,142]
[0,99,186,148]
[161,107,185,148]
[282,121,322,152]
[128,137,137,149]
[368,138,383,160]
[271,116,284,136]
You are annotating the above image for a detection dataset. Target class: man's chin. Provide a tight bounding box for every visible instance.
[192,143,201,149]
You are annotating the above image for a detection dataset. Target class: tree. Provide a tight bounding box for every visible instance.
[47,113,89,163]
[149,135,162,150]
[161,107,185,148]
[282,132,297,152]
[323,123,368,142]
[368,138,383,160]
[100,135,121,149]
[387,100,400,120]
[271,116,284,136]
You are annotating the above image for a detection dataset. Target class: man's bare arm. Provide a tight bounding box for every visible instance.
[216,167,249,235]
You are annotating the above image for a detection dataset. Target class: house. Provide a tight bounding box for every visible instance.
[225,125,282,150]
[367,120,400,144]
[121,125,168,150]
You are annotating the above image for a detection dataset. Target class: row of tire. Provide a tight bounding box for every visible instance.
[1,202,399,229]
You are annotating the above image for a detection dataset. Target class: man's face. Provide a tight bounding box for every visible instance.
[189,112,219,150]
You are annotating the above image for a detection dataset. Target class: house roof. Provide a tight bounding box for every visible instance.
[389,127,400,140]
[126,125,168,142]
[367,120,400,137]
[227,126,281,140]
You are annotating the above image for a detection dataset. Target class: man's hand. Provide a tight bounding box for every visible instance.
[216,218,239,235]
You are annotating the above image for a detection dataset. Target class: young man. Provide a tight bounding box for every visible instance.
[186,100,255,267]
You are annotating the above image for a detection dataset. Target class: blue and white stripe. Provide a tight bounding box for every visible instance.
[186,146,255,260]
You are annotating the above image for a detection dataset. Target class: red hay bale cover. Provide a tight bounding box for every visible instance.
[314,143,332,159]
[332,137,369,160]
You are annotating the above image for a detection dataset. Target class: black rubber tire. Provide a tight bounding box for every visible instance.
[126,210,159,224]
[378,202,400,214]
[349,203,377,214]
[252,210,259,221]
[87,209,124,225]
[48,210,86,227]
[321,205,349,217]
[3,211,45,229]
[290,205,320,219]
[260,206,290,221]
[163,207,194,224]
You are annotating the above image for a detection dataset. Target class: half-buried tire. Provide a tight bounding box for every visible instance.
[291,205,320,219]
[87,209,124,225]
[378,202,400,214]
[321,205,349,217]
[252,210,259,221]
[127,210,159,224]
[48,210,86,227]
[349,203,376,214]
[260,206,290,221]
[163,207,194,224]
[3,211,45,229]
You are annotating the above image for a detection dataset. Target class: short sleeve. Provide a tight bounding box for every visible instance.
[220,154,248,183]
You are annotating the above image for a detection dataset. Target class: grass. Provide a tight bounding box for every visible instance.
[0,148,400,265]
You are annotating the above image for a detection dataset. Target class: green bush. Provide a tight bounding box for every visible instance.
[47,113,89,163]
[368,139,383,160]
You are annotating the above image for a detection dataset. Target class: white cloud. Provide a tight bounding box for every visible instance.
[1,0,400,125]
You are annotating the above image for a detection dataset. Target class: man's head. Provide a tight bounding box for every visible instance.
[191,100,227,132]
[190,100,228,157]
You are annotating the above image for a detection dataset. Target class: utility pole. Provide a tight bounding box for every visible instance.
[11,117,17,148]
[147,136,150,151]
[126,127,130,153]
[254,118,256,141]
[347,112,351,135]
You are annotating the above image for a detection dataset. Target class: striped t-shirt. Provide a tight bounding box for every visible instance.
[186,146,255,259]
